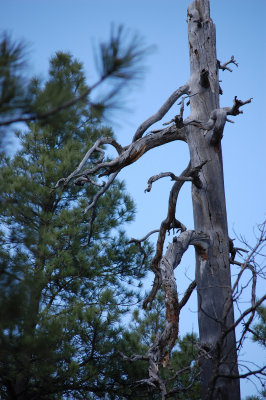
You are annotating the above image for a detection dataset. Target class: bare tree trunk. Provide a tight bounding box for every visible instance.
[187,1,240,398]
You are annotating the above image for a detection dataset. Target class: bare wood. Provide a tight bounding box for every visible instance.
[132,83,189,142]
[145,172,193,193]
[142,159,208,314]
[55,124,187,192]
[54,136,123,189]
[142,163,191,310]
[136,230,209,395]
[184,96,252,145]
[218,55,238,72]
[128,229,160,244]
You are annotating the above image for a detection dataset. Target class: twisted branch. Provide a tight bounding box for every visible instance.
[143,160,207,310]
[123,230,208,397]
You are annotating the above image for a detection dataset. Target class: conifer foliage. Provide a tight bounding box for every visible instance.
[0,52,152,400]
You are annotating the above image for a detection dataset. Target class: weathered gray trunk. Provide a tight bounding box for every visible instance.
[187,1,240,399]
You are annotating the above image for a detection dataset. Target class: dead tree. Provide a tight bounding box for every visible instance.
[55,1,265,399]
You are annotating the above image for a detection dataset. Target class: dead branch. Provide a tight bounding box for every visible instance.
[128,230,159,273]
[128,230,160,244]
[183,96,252,146]
[224,96,253,116]
[218,366,266,380]
[132,83,189,142]
[166,372,201,397]
[54,137,122,189]
[56,124,187,191]
[118,352,148,362]
[217,56,238,72]
[126,230,208,397]
[85,171,119,244]
[143,161,208,310]
[163,92,200,127]
[84,171,119,214]
[179,280,197,309]
[143,163,190,310]
[145,172,193,193]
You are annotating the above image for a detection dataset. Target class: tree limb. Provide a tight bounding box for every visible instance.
[128,230,208,397]
[184,96,252,146]
[143,160,208,310]
[132,83,189,142]
[217,56,238,72]
[145,172,193,193]
[128,230,160,244]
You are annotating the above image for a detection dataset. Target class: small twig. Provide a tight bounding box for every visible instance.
[84,171,119,214]
[218,56,238,72]
[163,92,199,127]
[128,229,159,244]
[218,366,266,380]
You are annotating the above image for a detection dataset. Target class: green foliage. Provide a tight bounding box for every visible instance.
[245,397,260,400]
[0,28,151,131]
[245,394,266,400]
[0,33,31,119]
[97,25,149,82]
[0,52,153,400]
[252,306,266,347]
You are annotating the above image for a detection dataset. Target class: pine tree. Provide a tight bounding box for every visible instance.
[0,52,152,400]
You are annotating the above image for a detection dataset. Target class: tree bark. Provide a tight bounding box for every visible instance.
[186,1,240,398]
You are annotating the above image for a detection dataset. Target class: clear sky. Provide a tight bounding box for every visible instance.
[1,0,265,397]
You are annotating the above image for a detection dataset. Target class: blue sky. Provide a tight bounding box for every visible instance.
[1,0,265,397]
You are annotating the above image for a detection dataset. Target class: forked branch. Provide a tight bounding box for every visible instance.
[132,83,189,142]
[55,123,187,192]
[218,56,238,72]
